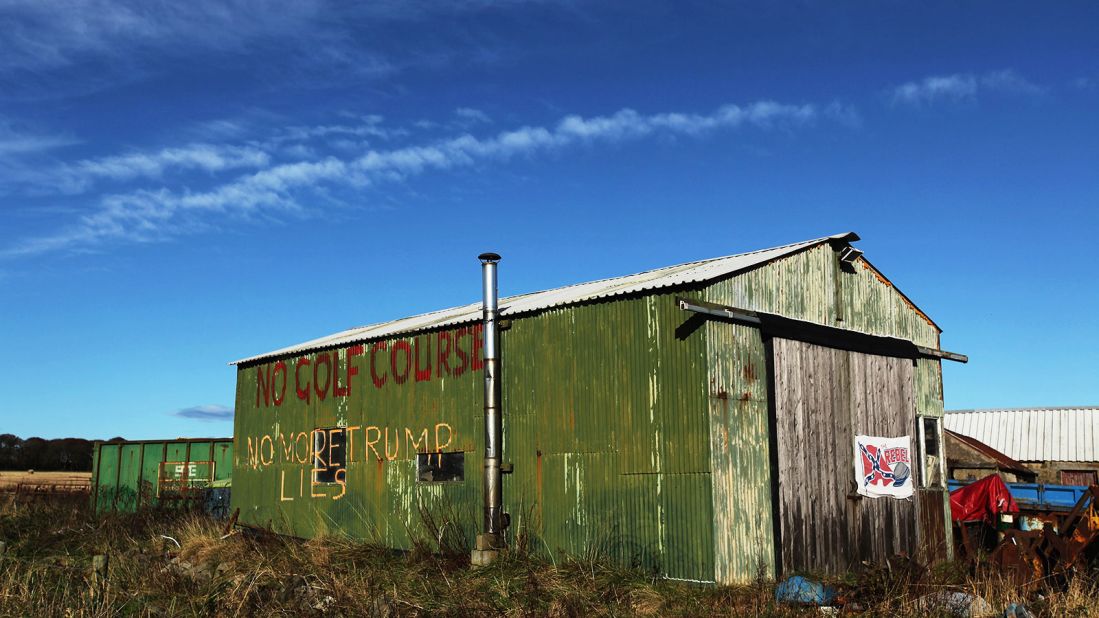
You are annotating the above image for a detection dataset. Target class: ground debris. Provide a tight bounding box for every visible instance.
[914,590,994,617]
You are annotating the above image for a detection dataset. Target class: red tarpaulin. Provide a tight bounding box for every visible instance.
[950,475,1020,523]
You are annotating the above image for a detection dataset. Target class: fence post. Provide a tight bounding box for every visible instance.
[91,554,109,602]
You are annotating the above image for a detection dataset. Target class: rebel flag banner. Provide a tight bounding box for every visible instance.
[853,435,914,499]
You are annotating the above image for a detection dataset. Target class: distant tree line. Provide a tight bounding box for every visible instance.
[0,435,117,471]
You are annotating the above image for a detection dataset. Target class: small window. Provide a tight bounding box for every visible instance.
[923,417,940,458]
[314,428,345,484]
[417,452,464,483]
[918,416,944,489]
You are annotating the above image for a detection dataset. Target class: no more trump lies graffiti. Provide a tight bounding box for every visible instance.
[245,423,457,502]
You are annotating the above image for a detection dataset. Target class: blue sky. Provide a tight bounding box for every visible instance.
[1,1,1096,440]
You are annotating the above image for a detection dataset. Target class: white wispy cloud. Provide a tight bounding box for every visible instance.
[1,143,272,197]
[0,133,80,156]
[267,117,405,147]
[2,100,825,258]
[68,144,271,184]
[0,118,80,156]
[171,404,234,421]
[890,69,1045,106]
[891,74,978,106]
[0,119,83,195]
[979,69,1047,96]
[0,0,326,74]
[454,107,492,125]
[0,1,557,100]
[822,101,862,128]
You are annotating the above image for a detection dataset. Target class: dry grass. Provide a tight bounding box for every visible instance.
[0,493,1096,616]
[0,471,91,493]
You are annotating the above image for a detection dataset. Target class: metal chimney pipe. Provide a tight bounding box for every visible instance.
[478,252,504,542]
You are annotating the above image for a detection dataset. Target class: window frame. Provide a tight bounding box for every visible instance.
[416,451,465,483]
[313,427,346,485]
[917,415,946,489]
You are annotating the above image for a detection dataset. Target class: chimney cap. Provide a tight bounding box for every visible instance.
[478,252,502,263]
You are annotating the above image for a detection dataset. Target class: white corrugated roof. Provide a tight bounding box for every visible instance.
[232,232,858,365]
[944,407,1099,463]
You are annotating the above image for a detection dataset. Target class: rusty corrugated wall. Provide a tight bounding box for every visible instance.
[501,293,713,581]
[704,318,776,583]
[232,291,716,581]
[232,327,483,545]
[703,243,950,581]
[231,239,952,584]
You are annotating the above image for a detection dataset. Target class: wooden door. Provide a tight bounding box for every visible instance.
[769,338,919,574]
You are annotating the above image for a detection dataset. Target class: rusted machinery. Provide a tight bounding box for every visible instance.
[989,486,1099,587]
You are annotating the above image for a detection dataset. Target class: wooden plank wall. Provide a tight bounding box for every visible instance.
[770,338,919,574]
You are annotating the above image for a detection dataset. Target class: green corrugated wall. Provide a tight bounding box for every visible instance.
[501,293,713,581]
[233,291,716,581]
[230,241,952,584]
[232,325,484,545]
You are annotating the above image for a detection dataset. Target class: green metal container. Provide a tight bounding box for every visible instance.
[90,438,233,513]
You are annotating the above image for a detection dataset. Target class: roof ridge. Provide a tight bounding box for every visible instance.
[331,233,853,334]
[231,231,858,365]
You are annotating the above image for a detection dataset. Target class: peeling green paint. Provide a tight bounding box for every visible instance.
[230,242,951,584]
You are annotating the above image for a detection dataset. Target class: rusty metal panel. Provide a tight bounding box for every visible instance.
[228,236,952,581]
[232,327,484,548]
[213,441,233,483]
[702,318,777,584]
[93,443,120,513]
[915,358,944,417]
[89,438,232,514]
[165,442,188,464]
[232,291,716,581]
[844,256,939,348]
[707,242,837,325]
[188,442,212,464]
[116,444,142,511]
[661,472,715,581]
[703,242,950,577]
[140,443,164,507]
[89,442,101,510]
[496,292,714,581]
[706,244,940,348]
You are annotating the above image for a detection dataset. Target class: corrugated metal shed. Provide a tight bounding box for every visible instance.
[944,407,1099,462]
[232,232,863,365]
[229,231,954,583]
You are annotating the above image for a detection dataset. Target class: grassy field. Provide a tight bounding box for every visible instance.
[0,471,90,493]
[0,492,1096,616]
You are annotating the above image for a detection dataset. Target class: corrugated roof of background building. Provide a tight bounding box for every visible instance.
[944,407,1099,463]
[232,232,859,365]
[943,428,1033,476]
